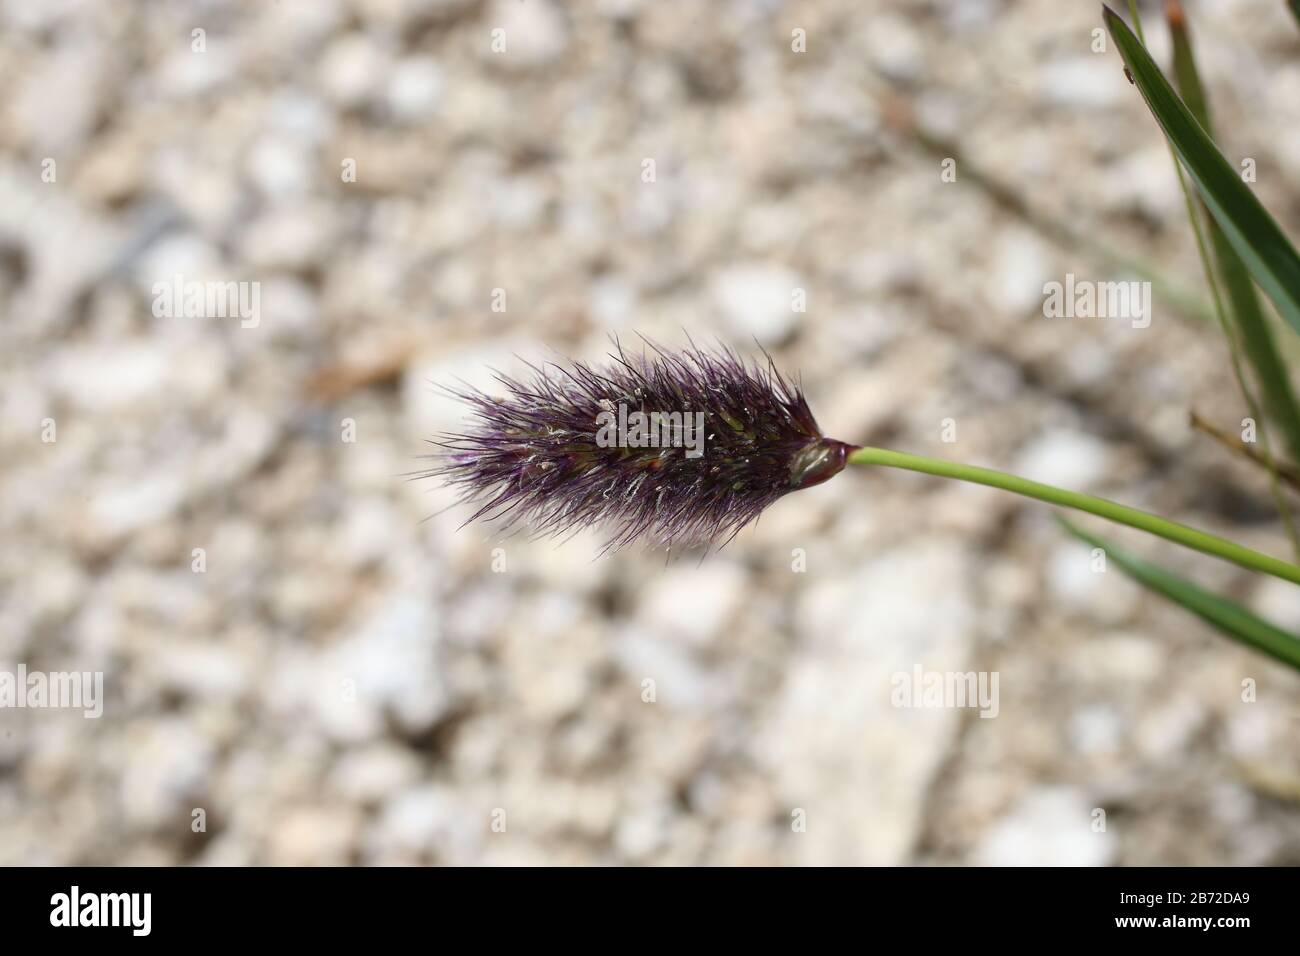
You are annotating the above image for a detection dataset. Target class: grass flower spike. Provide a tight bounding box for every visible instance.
[426,340,854,551]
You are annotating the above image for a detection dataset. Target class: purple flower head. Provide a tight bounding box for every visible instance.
[423,339,855,552]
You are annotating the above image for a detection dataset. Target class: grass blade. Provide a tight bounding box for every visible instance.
[1104,4,1300,339]
[1058,517,1300,671]
[1166,1,1300,463]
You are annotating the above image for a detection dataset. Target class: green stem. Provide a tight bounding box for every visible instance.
[847,446,1300,586]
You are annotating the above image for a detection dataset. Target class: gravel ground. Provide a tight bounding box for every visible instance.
[2,0,1299,865]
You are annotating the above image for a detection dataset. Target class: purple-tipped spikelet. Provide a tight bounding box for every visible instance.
[423,340,855,552]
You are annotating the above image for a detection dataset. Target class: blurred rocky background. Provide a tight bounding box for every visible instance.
[2,0,1299,865]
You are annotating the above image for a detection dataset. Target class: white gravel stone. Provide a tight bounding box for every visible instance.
[1014,430,1112,490]
[759,540,975,865]
[318,34,388,107]
[387,57,445,121]
[709,263,803,345]
[636,561,746,645]
[119,719,216,830]
[365,785,479,863]
[615,627,718,713]
[328,745,423,804]
[1046,540,1141,624]
[976,787,1115,866]
[487,0,569,68]
[987,229,1052,316]
[1039,57,1125,109]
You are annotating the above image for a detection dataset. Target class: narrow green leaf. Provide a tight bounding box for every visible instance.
[1166,2,1300,462]
[1104,4,1300,339]
[1290,0,1300,34]
[1208,231,1300,462]
[1058,517,1300,672]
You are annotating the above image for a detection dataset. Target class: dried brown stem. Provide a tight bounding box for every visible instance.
[1190,410,1300,494]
